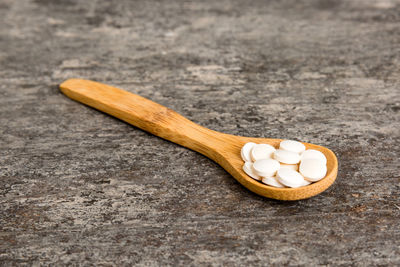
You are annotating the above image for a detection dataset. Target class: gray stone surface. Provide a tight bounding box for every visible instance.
[1,0,399,265]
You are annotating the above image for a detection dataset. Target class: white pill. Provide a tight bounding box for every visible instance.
[301,179,311,187]
[276,168,306,188]
[242,162,261,181]
[252,159,280,177]
[301,149,327,165]
[274,149,301,164]
[299,158,327,182]
[250,144,276,162]
[280,163,299,171]
[280,140,306,154]
[261,176,285,188]
[241,142,256,162]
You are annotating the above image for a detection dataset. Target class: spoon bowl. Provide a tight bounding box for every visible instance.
[214,136,337,200]
[60,79,338,200]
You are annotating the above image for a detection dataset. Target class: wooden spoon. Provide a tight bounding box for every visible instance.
[60,79,338,200]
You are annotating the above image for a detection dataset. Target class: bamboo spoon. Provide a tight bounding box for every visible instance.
[60,79,338,200]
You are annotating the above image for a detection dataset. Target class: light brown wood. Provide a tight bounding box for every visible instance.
[60,79,338,200]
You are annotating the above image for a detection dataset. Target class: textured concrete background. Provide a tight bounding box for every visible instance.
[1,0,399,265]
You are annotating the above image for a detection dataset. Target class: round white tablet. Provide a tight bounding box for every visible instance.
[301,149,327,165]
[252,159,280,177]
[276,168,305,188]
[241,142,256,162]
[299,158,327,182]
[301,179,311,187]
[280,140,306,154]
[250,144,276,162]
[262,176,285,188]
[274,149,301,164]
[242,162,261,181]
[280,163,299,171]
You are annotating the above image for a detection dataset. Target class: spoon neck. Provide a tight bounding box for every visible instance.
[163,121,231,160]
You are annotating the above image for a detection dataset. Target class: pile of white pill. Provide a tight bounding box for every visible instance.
[241,140,327,188]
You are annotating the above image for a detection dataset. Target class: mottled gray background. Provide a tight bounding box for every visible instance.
[1,0,399,266]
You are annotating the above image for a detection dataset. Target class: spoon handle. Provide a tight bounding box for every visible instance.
[60,79,230,160]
